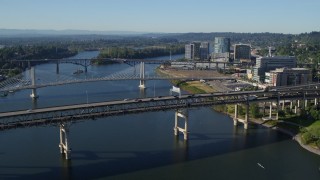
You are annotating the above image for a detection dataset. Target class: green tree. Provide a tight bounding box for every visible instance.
[250,103,260,118]
[278,110,286,118]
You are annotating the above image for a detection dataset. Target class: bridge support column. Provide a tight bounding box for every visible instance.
[233,103,248,129]
[303,92,306,109]
[244,103,249,129]
[139,62,145,89]
[30,88,38,99]
[174,109,188,140]
[59,123,71,160]
[305,99,308,109]
[294,105,298,114]
[269,102,272,119]
[282,100,285,110]
[233,104,238,126]
[290,101,293,111]
[30,66,38,99]
[315,98,318,106]
[297,100,300,108]
[56,61,59,74]
[276,93,280,120]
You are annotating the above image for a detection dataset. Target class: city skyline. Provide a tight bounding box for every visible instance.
[1,0,320,34]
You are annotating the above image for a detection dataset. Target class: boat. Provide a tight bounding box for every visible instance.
[257,163,265,169]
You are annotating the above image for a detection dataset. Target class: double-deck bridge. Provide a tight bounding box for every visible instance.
[2,57,320,159]
[0,84,319,159]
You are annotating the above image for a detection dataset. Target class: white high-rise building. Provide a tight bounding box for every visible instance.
[185,44,194,60]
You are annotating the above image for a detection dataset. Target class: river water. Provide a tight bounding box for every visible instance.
[0,51,320,180]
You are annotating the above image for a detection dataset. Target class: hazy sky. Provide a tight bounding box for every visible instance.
[1,0,319,34]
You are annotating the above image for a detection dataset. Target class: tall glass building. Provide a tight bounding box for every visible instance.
[185,44,194,60]
[200,42,210,60]
[214,37,230,53]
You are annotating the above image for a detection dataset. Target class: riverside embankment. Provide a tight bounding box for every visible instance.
[158,67,320,156]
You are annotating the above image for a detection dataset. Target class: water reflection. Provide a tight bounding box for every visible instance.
[173,136,189,163]
[139,88,146,98]
[60,156,73,179]
[32,98,38,109]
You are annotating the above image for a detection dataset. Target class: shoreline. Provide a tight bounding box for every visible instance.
[250,118,320,156]
[157,68,320,156]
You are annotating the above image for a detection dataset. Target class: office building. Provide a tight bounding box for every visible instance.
[200,42,210,60]
[212,37,230,62]
[265,68,311,86]
[193,42,201,60]
[214,37,230,53]
[253,56,297,82]
[234,44,251,60]
[185,42,204,60]
[185,44,194,60]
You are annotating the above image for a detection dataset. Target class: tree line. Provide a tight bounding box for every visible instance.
[97,45,184,59]
[0,45,76,77]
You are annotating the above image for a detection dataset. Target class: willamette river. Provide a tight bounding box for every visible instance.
[0,51,320,179]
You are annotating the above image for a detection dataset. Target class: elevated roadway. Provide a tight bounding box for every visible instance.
[1,88,319,131]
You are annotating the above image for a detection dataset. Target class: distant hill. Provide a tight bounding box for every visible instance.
[0,29,148,37]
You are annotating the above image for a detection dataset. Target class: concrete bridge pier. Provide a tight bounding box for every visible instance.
[174,109,189,140]
[244,103,249,129]
[30,66,38,99]
[302,93,308,109]
[139,62,145,89]
[281,100,285,110]
[269,101,272,119]
[276,93,280,120]
[84,60,88,73]
[233,104,238,126]
[315,98,318,106]
[305,99,308,109]
[30,88,38,99]
[233,103,248,129]
[59,123,71,160]
[56,61,60,74]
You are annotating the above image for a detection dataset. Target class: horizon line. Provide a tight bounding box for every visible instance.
[0,28,319,35]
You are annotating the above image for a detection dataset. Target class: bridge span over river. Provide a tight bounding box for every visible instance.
[1,58,236,98]
[1,85,319,159]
